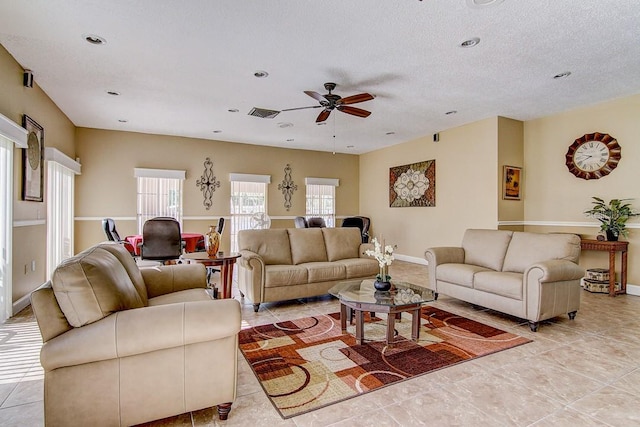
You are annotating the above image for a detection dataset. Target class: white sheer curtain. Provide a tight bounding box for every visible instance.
[46,161,75,279]
[230,177,268,252]
[305,183,336,227]
[0,135,13,322]
[135,169,185,232]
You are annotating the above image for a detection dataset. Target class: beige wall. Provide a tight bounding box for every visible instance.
[497,116,524,225]
[0,44,76,304]
[74,128,360,252]
[524,94,640,284]
[360,117,500,260]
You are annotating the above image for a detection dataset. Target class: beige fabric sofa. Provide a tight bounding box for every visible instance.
[30,242,241,427]
[424,229,584,331]
[237,227,379,311]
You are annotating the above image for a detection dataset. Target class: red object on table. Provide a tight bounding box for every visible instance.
[125,233,205,256]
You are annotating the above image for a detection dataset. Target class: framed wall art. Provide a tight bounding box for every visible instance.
[503,165,522,200]
[389,159,435,207]
[22,115,44,202]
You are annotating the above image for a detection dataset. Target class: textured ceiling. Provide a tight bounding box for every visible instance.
[1,0,639,154]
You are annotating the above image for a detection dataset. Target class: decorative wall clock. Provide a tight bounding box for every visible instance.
[565,132,621,180]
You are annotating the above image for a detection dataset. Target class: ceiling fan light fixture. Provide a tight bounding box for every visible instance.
[460,37,480,48]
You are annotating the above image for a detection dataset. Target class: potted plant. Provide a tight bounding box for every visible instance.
[365,237,395,291]
[584,197,639,241]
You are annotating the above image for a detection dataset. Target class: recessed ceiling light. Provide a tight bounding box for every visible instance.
[460,37,480,48]
[254,70,269,78]
[278,122,293,128]
[466,0,505,8]
[317,122,326,126]
[286,138,294,142]
[553,71,572,79]
[83,34,106,45]
[386,131,395,135]
[106,91,120,96]
[213,130,222,133]
[347,145,354,149]
[228,108,239,113]
[118,119,128,123]
[445,110,458,115]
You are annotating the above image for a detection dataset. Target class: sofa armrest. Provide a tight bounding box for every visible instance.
[238,249,264,269]
[424,247,465,290]
[41,299,241,371]
[525,259,585,283]
[141,263,208,298]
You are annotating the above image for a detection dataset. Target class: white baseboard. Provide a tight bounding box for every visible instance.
[394,253,428,265]
[627,284,640,297]
[12,293,31,316]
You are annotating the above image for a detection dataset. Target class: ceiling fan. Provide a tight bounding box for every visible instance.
[281,82,375,123]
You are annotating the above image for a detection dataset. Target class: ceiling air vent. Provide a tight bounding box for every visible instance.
[248,107,280,119]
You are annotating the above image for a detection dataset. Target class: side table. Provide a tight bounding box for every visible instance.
[180,252,240,299]
[580,239,628,297]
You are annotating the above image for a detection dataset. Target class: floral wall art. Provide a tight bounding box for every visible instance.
[389,159,435,207]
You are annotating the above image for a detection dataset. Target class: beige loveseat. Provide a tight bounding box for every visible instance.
[424,229,584,331]
[238,227,379,311]
[30,242,241,426]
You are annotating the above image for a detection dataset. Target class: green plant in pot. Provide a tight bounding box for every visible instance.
[584,197,639,241]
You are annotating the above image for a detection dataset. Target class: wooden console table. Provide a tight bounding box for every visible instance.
[580,239,628,297]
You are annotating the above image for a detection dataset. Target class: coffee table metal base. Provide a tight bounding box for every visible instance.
[339,300,422,346]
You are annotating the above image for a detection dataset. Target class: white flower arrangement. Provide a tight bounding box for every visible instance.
[365,237,395,282]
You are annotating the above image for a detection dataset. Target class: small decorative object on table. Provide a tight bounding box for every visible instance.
[584,197,639,241]
[365,237,395,291]
[205,225,221,257]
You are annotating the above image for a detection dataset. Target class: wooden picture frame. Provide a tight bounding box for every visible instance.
[22,115,44,202]
[503,165,522,200]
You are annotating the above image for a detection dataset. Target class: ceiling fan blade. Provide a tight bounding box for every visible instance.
[337,93,375,105]
[304,91,326,102]
[281,105,323,112]
[337,105,371,118]
[316,109,331,123]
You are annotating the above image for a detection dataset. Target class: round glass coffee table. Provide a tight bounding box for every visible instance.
[329,279,436,346]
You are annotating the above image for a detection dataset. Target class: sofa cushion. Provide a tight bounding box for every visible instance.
[304,262,346,283]
[97,242,148,304]
[437,263,492,288]
[502,232,581,273]
[238,229,293,265]
[288,228,328,264]
[322,228,361,261]
[335,258,379,279]
[51,246,145,327]
[264,265,309,288]
[473,271,524,300]
[462,229,513,271]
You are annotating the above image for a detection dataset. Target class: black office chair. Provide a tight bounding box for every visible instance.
[307,217,327,228]
[140,217,183,263]
[341,216,371,243]
[294,217,309,228]
[101,218,135,256]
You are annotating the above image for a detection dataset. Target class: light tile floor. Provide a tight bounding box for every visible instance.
[2,261,640,426]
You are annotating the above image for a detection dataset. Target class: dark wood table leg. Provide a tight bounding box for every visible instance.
[219,260,235,299]
[621,249,628,295]
[340,303,348,334]
[608,249,616,297]
[411,306,421,342]
[355,309,364,345]
[386,311,396,346]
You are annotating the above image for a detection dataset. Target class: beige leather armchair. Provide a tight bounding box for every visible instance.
[31,242,241,426]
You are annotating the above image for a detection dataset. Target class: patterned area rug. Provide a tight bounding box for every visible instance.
[239,307,531,419]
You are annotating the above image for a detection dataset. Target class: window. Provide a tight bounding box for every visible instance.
[134,168,185,232]
[305,177,339,228]
[45,148,80,279]
[229,173,270,252]
[0,113,28,322]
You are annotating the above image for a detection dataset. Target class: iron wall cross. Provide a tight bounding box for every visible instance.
[278,164,297,211]
[196,157,221,210]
